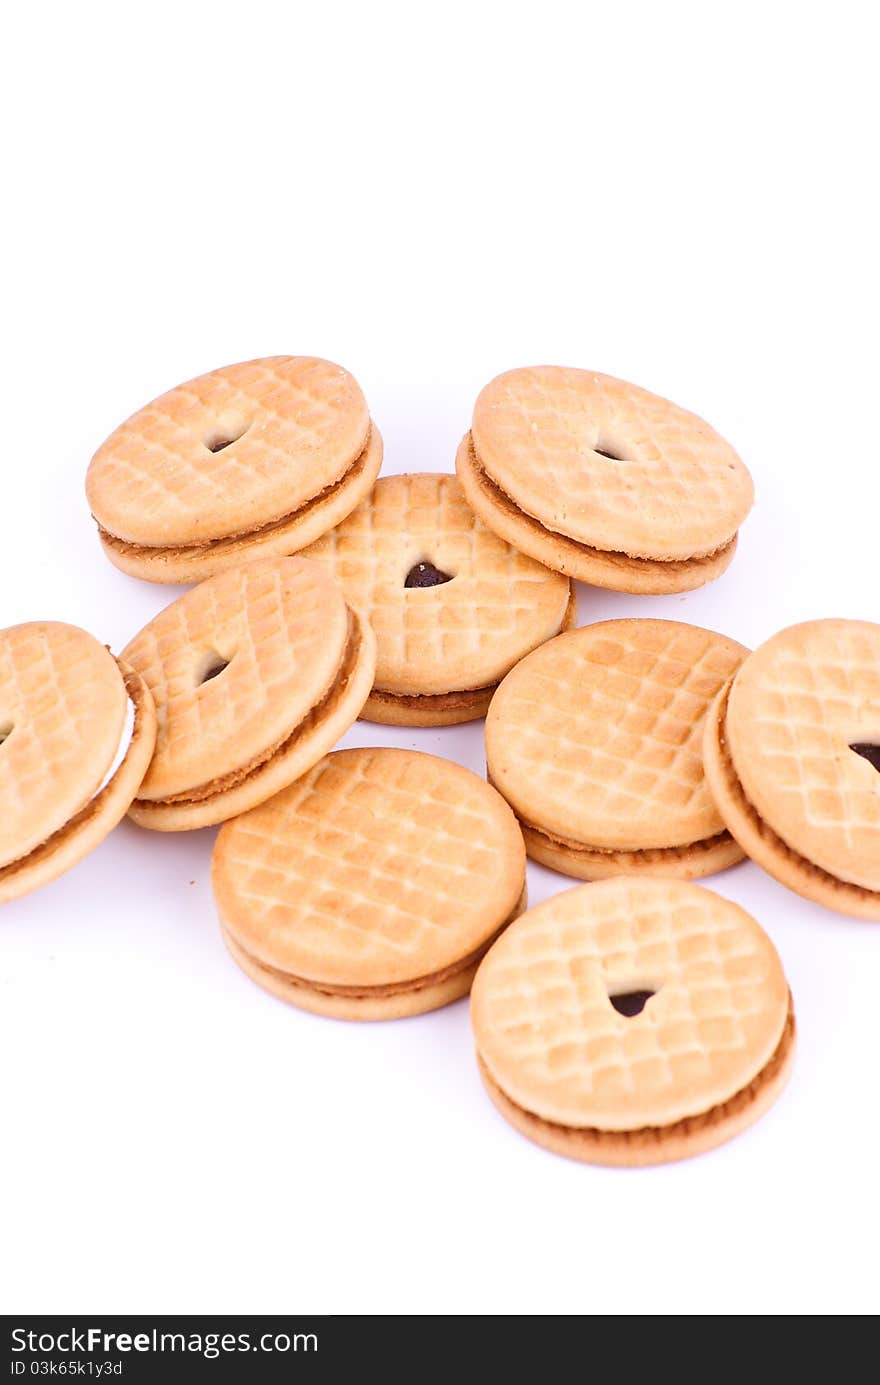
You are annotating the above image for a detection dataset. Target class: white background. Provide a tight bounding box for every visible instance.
[2,2,878,1317]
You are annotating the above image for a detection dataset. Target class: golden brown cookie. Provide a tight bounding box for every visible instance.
[471,877,795,1165]
[122,556,376,831]
[0,622,157,902]
[703,619,880,919]
[213,747,527,1019]
[486,619,748,880]
[457,367,753,593]
[302,473,574,725]
[87,356,383,583]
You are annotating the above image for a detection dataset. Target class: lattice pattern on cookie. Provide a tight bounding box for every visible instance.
[472,878,788,1129]
[87,357,369,546]
[213,748,525,985]
[303,474,570,693]
[729,620,880,889]
[487,620,747,849]
[0,624,126,867]
[122,558,348,799]
[472,368,752,558]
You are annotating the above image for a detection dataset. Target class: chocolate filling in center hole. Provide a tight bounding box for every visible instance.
[405,562,454,588]
[609,989,655,1018]
[851,742,880,773]
[204,423,249,454]
[594,445,624,461]
[198,655,230,685]
[0,721,13,747]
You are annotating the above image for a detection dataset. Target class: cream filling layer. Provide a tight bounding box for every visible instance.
[94,697,136,799]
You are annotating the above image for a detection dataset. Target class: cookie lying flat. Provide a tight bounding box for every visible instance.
[704,619,880,919]
[87,356,382,584]
[302,473,574,726]
[213,747,527,1019]
[471,877,795,1166]
[486,619,748,880]
[457,367,753,594]
[0,622,157,902]
[122,556,376,831]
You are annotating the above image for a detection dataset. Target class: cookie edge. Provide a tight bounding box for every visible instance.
[457,433,738,594]
[0,662,158,903]
[97,426,383,584]
[220,882,528,1021]
[127,608,376,831]
[476,1002,795,1166]
[703,681,880,920]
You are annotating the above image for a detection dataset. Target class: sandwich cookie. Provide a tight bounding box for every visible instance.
[704,619,880,919]
[302,473,575,726]
[486,619,748,880]
[122,556,376,831]
[457,367,753,594]
[213,747,527,1019]
[471,877,795,1166]
[87,356,382,583]
[0,622,157,902]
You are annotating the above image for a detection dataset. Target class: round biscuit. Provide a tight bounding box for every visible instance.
[128,608,376,833]
[212,747,527,1014]
[486,619,748,865]
[0,624,158,900]
[471,877,793,1150]
[87,356,371,549]
[706,623,880,914]
[0,623,129,869]
[456,433,738,593]
[723,620,880,894]
[98,425,383,584]
[122,557,374,827]
[302,473,572,702]
[0,663,157,903]
[470,367,753,563]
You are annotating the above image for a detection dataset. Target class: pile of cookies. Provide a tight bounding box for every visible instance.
[3,356,878,1167]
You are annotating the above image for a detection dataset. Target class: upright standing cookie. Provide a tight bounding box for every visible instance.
[213,747,527,1019]
[87,356,382,583]
[704,619,880,918]
[122,556,376,831]
[0,622,157,902]
[457,367,753,593]
[302,473,574,725]
[471,878,795,1166]
[486,620,748,879]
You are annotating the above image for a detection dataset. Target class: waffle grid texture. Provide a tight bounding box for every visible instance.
[486,619,748,851]
[87,356,370,546]
[725,620,880,891]
[122,557,350,799]
[213,747,526,987]
[471,878,789,1130]
[471,367,753,560]
[703,681,880,919]
[0,623,127,868]
[455,432,739,595]
[302,473,571,695]
[0,662,157,903]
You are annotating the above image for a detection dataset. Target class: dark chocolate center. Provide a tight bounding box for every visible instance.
[204,422,249,454]
[0,721,13,747]
[609,989,655,1017]
[594,445,624,461]
[851,743,880,773]
[405,562,453,588]
[199,656,230,685]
